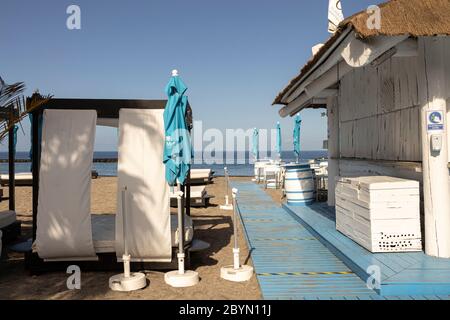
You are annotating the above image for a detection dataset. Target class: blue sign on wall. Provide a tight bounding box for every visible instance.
[427,111,444,132]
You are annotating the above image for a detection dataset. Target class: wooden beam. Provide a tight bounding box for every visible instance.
[327,96,339,206]
[341,35,409,68]
[280,61,352,117]
[419,37,450,258]
[281,27,353,103]
[31,99,167,119]
[31,111,40,241]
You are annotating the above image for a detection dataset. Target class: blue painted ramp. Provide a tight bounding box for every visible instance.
[233,182,376,300]
[284,202,450,298]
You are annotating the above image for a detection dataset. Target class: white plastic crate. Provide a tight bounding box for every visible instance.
[335,176,422,253]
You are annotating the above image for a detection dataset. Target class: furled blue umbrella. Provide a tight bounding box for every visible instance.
[293,115,302,162]
[252,128,259,160]
[162,70,199,287]
[275,121,282,159]
[163,71,192,186]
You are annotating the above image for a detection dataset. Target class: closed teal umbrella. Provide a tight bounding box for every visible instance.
[293,115,302,162]
[252,128,259,160]
[163,72,192,186]
[276,121,282,158]
[162,71,199,287]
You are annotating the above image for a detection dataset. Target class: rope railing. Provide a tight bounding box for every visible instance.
[232,188,253,251]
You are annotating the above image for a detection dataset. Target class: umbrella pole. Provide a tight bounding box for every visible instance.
[177,182,185,274]
[165,182,199,287]
[109,187,146,291]
[122,188,130,277]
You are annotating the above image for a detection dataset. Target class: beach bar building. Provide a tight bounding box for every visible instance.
[273,0,450,258]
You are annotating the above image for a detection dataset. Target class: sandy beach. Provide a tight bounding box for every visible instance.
[0,176,262,300]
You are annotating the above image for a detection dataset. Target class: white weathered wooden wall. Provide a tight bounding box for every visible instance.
[445,38,450,160]
[335,37,450,187]
[339,55,424,162]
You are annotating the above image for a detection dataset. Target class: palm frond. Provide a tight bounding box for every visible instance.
[0,77,52,142]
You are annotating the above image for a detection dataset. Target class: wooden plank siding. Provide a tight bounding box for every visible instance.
[338,56,424,162]
[445,38,450,161]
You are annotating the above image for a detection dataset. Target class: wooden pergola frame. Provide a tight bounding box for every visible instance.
[26,98,193,273]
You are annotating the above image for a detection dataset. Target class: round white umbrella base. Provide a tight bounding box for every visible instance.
[165,270,199,288]
[109,272,147,292]
[220,265,253,282]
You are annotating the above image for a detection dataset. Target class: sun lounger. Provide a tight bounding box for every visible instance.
[91,214,194,254]
[0,172,33,186]
[0,210,16,229]
[190,168,214,185]
[0,170,99,187]
[169,185,214,207]
[0,210,21,244]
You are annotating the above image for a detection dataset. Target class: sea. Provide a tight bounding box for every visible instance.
[0,151,327,177]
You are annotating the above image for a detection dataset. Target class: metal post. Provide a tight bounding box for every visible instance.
[8,122,15,211]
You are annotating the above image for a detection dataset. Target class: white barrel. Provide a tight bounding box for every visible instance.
[284,163,315,206]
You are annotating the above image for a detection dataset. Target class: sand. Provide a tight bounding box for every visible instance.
[0,177,262,300]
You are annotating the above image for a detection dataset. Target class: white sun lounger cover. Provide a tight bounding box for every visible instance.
[35,110,97,261]
[116,109,171,262]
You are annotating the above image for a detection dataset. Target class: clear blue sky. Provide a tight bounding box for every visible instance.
[0,0,376,152]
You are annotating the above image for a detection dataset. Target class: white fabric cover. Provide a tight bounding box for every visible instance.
[116,109,171,262]
[0,210,16,229]
[35,110,97,261]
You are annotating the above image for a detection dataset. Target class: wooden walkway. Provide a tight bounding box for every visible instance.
[234,182,450,300]
[284,202,450,299]
[234,182,377,300]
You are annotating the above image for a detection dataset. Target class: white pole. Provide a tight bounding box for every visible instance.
[419,37,450,258]
[232,188,240,270]
[225,167,230,206]
[121,187,131,278]
[109,186,147,291]
[176,183,185,274]
[326,96,339,207]
[220,167,233,210]
[164,183,199,287]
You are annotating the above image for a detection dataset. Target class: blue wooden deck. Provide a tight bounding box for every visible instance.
[234,182,378,300]
[233,182,449,300]
[284,202,450,298]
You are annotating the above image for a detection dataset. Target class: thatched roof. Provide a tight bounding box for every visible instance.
[273,0,450,105]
